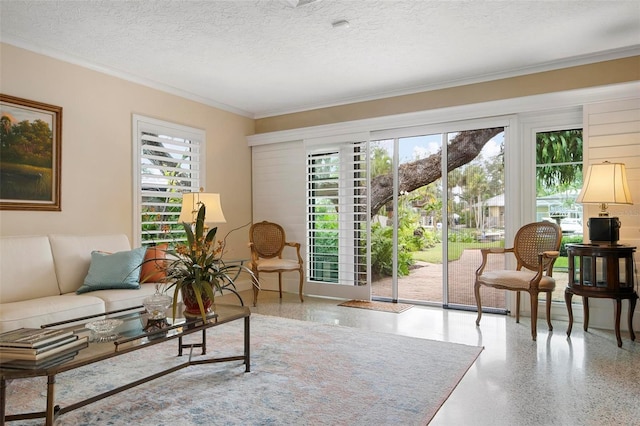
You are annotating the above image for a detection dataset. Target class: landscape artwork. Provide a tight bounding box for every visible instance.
[0,94,62,211]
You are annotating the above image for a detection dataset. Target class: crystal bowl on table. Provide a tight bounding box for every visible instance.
[85,319,123,342]
[143,292,173,319]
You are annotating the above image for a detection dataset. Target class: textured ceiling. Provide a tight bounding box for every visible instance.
[1,0,639,118]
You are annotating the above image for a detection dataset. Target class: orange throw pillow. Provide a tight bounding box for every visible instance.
[140,244,168,283]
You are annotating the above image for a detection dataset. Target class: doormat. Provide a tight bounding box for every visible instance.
[338,299,413,313]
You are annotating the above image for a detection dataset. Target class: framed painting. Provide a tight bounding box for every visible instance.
[0,94,62,211]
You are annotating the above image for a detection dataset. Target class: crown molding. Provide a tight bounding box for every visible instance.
[247,81,640,146]
[254,46,640,118]
[1,37,254,118]
[3,35,638,121]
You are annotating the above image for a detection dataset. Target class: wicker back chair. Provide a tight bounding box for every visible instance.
[248,221,304,306]
[474,221,562,340]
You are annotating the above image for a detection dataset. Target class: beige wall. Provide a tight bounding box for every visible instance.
[0,43,254,259]
[255,56,640,133]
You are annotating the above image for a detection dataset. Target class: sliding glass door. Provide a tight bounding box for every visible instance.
[370,127,506,311]
[369,134,445,302]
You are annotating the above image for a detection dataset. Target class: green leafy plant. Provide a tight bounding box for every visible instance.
[155,204,258,321]
[370,224,414,278]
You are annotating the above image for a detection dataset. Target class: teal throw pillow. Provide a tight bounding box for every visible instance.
[77,247,147,294]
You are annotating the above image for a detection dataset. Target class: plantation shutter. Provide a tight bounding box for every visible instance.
[133,115,205,247]
[306,141,368,286]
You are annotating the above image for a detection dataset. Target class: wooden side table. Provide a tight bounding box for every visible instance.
[565,243,637,347]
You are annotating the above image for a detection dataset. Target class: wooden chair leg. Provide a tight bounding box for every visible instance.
[546,291,553,331]
[252,272,260,307]
[278,273,282,299]
[516,291,521,323]
[298,270,304,303]
[474,281,482,326]
[530,291,539,341]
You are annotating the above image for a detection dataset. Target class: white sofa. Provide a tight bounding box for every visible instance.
[0,234,159,333]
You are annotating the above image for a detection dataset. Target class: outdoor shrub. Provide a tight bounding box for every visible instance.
[407,235,424,252]
[397,248,413,276]
[448,228,476,243]
[371,225,394,276]
[421,228,441,248]
[371,223,414,277]
[400,227,424,252]
[560,234,583,257]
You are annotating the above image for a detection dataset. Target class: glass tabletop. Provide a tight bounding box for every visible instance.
[0,304,250,377]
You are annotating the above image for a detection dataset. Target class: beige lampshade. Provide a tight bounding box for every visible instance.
[179,192,227,225]
[576,161,633,216]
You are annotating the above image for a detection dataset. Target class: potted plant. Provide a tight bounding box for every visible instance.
[148,204,258,321]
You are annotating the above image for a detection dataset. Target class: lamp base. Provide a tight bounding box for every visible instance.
[587,217,621,245]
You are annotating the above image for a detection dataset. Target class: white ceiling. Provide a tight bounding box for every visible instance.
[1,0,639,118]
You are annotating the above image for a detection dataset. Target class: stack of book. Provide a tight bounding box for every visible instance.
[0,328,89,369]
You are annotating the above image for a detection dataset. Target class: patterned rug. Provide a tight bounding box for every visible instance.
[338,299,414,313]
[5,314,482,425]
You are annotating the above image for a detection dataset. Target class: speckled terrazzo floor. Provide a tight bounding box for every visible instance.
[219,289,640,426]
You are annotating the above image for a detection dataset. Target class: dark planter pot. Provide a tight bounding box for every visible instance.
[181,284,213,318]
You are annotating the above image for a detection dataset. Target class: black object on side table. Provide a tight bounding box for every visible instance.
[565,243,637,347]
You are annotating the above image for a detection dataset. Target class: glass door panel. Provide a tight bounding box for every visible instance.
[535,129,583,302]
[446,129,506,309]
[397,135,443,303]
[369,139,395,299]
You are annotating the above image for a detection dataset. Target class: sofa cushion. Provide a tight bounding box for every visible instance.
[84,283,160,312]
[76,247,147,294]
[0,236,60,303]
[49,234,132,294]
[0,294,105,333]
[140,244,169,283]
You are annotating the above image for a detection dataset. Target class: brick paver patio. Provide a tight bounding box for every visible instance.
[372,248,569,309]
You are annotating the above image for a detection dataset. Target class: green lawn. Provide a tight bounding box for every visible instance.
[412,242,500,263]
[413,242,569,269]
[554,257,568,269]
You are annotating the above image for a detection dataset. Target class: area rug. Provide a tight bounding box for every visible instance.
[5,314,482,425]
[339,299,414,313]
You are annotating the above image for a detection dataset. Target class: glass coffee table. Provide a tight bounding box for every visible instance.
[0,304,250,425]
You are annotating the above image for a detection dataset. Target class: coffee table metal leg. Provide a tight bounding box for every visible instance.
[178,330,207,356]
[1,377,6,426]
[244,315,250,372]
[45,375,57,426]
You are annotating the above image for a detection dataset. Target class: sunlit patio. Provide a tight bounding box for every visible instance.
[372,247,571,309]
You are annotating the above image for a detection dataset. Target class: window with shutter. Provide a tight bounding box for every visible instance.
[306,141,368,286]
[133,115,205,247]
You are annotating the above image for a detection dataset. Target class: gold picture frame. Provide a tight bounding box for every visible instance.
[0,94,62,211]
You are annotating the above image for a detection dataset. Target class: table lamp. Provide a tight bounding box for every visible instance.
[179,189,227,226]
[576,161,633,244]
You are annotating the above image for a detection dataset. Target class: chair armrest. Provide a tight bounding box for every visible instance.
[538,250,560,276]
[476,247,513,276]
[248,242,260,264]
[480,247,512,254]
[285,241,303,265]
[541,250,559,258]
